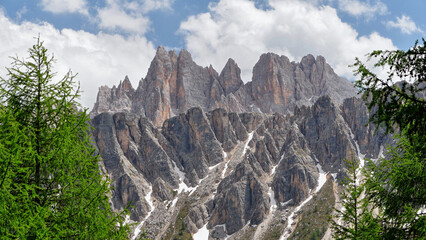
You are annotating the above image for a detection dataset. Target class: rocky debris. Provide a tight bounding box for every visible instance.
[272,137,319,204]
[211,225,227,239]
[113,113,180,188]
[239,112,265,133]
[229,112,249,141]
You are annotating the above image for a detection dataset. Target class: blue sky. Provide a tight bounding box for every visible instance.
[0,0,424,107]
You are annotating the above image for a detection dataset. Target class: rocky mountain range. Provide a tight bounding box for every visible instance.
[91,47,357,126]
[90,47,389,240]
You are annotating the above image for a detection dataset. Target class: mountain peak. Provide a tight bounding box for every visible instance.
[219,58,243,95]
[91,48,357,125]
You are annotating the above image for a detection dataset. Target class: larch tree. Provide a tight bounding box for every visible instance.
[330,155,381,240]
[354,38,425,239]
[330,39,425,239]
[0,38,130,239]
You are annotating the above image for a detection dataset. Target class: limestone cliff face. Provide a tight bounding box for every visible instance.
[89,48,388,240]
[251,53,357,114]
[91,48,357,126]
[91,99,387,239]
[91,76,135,118]
[209,161,269,235]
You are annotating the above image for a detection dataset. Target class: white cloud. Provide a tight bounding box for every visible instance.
[386,15,423,35]
[16,6,28,20]
[40,0,88,15]
[337,0,387,19]
[141,0,175,13]
[97,0,150,34]
[96,0,174,34]
[0,10,156,108]
[179,0,396,82]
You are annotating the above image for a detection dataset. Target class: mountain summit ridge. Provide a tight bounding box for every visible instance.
[91,47,357,126]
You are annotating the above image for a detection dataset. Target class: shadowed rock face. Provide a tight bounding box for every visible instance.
[91,47,357,126]
[219,58,244,95]
[209,161,269,235]
[89,48,389,239]
[91,96,389,238]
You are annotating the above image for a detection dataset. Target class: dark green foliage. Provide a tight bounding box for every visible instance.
[353,38,425,141]
[329,156,381,240]
[354,38,425,239]
[331,39,426,239]
[0,38,130,239]
[364,135,425,239]
[165,200,193,240]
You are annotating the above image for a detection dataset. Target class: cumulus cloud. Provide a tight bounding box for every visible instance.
[179,0,396,82]
[386,15,423,35]
[40,0,88,15]
[97,0,150,34]
[0,10,156,108]
[337,0,387,19]
[96,0,174,34]
[140,0,175,13]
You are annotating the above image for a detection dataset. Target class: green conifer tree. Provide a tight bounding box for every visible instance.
[330,39,425,239]
[0,38,130,239]
[354,38,425,239]
[330,155,380,240]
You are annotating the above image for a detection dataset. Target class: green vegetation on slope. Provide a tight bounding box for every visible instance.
[289,177,335,240]
[164,200,194,240]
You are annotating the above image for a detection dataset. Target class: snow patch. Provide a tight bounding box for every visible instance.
[221,161,229,178]
[209,162,221,170]
[188,175,207,196]
[171,197,178,208]
[211,190,217,200]
[193,223,210,240]
[348,128,365,183]
[279,195,313,240]
[271,153,284,176]
[132,185,154,240]
[188,186,198,196]
[220,132,254,179]
[315,163,327,193]
[171,159,192,193]
[268,187,277,213]
[372,145,385,163]
[280,199,292,207]
[243,132,254,155]
[124,215,130,225]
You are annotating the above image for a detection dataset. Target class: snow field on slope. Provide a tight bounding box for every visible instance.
[132,185,154,240]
